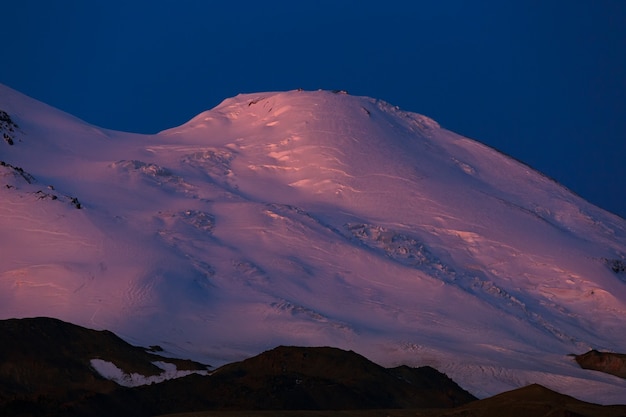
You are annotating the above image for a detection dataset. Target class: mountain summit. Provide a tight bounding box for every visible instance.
[1,84,625,403]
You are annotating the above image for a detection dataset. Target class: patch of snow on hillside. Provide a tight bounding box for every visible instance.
[90,359,208,387]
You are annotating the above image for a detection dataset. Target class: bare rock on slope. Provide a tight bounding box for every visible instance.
[574,349,626,379]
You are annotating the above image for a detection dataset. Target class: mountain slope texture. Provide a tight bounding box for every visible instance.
[1,84,625,404]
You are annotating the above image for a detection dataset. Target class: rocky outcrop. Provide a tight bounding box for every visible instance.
[574,349,626,379]
[0,110,18,145]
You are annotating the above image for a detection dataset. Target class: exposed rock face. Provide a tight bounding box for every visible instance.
[574,349,626,379]
[0,110,18,145]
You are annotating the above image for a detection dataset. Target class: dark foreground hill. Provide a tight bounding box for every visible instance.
[0,317,208,416]
[0,318,625,417]
[434,383,626,417]
[123,345,476,415]
[155,385,626,417]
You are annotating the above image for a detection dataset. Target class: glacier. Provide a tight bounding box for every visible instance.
[1,84,625,403]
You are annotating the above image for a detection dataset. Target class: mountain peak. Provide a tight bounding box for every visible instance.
[1,86,625,404]
[163,89,439,136]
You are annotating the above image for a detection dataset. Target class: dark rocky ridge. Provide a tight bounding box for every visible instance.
[138,345,476,412]
[0,317,207,416]
[1,317,625,417]
[0,317,474,416]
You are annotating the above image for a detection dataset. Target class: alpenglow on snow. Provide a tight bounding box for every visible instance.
[1,84,625,403]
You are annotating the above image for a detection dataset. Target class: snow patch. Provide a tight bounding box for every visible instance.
[90,359,208,387]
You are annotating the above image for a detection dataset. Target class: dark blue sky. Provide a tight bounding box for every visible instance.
[2,1,625,218]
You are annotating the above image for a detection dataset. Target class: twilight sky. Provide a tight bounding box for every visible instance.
[2,1,625,218]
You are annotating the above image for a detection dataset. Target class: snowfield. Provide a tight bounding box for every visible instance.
[1,84,625,403]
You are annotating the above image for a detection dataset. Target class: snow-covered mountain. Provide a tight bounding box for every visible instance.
[1,83,625,404]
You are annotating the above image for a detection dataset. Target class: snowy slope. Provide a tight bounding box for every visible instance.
[1,84,626,403]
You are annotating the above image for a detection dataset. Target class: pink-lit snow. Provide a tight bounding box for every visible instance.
[1,84,625,403]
